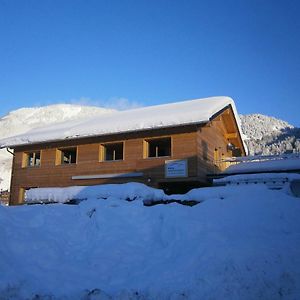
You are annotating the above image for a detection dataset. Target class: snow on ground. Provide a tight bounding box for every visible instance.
[216,172,300,183]
[224,157,300,174]
[25,182,258,205]
[25,183,168,204]
[215,173,300,192]
[0,183,300,299]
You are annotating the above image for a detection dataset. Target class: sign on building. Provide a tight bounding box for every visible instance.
[165,159,188,178]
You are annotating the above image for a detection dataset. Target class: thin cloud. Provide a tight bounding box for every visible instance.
[69,97,101,107]
[69,97,143,111]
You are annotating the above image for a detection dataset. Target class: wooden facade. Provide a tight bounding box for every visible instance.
[8,106,245,205]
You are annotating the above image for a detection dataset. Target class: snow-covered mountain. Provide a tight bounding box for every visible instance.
[0,105,299,191]
[0,104,115,191]
[240,114,300,155]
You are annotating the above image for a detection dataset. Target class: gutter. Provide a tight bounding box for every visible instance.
[6,148,15,156]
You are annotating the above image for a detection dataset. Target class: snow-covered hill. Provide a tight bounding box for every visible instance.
[0,104,113,139]
[240,114,300,155]
[1,105,299,191]
[0,104,115,191]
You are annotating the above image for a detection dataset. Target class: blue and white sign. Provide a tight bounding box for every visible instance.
[165,159,188,178]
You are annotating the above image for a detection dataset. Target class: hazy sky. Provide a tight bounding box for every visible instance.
[0,0,299,126]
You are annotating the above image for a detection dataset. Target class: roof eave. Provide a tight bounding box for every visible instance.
[1,120,208,150]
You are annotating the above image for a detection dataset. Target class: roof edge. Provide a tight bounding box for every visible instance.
[2,121,207,149]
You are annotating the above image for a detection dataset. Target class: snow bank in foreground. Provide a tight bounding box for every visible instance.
[0,184,300,299]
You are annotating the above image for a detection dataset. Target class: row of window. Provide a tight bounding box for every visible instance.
[23,137,172,167]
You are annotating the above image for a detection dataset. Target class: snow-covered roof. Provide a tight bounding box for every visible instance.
[0,96,243,148]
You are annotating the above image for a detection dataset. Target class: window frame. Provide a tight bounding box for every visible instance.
[56,147,78,165]
[99,141,124,162]
[22,151,41,168]
[143,137,172,159]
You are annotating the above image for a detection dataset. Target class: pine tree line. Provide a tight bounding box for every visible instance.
[240,114,300,155]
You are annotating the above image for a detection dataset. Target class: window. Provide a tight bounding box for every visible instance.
[57,147,77,164]
[101,142,124,161]
[144,137,171,158]
[23,151,41,167]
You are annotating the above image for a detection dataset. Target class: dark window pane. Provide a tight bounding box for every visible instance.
[27,152,41,166]
[105,149,113,160]
[148,138,171,157]
[35,152,41,166]
[61,148,77,164]
[104,143,123,161]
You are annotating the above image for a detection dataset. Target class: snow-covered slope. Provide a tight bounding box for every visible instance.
[0,104,114,190]
[0,104,114,139]
[240,114,293,140]
[240,114,300,155]
[0,182,299,299]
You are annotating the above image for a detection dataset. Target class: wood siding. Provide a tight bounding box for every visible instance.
[196,107,245,179]
[10,130,199,204]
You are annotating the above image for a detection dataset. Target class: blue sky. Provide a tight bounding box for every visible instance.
[0,0,299,126]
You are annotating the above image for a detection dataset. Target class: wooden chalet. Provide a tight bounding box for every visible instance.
[0,97,246,205]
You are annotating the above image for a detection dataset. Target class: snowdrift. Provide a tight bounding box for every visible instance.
[0,183,300,299]
[24,182,223,205]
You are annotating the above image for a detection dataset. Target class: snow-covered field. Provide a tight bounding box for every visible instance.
[0,182,299,300]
